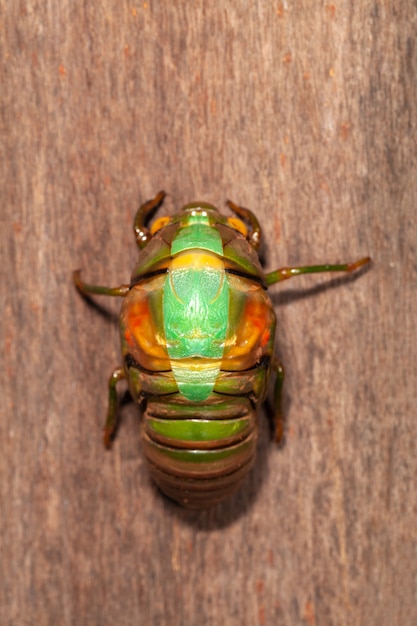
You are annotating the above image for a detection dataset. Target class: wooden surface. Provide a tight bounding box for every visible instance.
[1,2,416,625]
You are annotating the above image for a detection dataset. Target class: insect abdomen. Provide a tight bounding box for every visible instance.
[142,396,257,508]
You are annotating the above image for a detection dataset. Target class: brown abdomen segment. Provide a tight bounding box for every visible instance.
[141,396,258,508]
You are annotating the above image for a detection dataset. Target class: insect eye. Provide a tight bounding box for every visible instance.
[150,216,171,235]
[227,217,248,237]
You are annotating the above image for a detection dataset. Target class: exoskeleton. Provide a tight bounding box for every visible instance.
[74,191,370,508]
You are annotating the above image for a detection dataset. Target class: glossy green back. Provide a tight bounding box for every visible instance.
[163,212,229,401]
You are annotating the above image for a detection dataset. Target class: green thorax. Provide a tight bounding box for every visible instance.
[163,210,229,402]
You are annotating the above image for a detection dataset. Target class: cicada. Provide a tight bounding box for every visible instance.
[74,191,370,508]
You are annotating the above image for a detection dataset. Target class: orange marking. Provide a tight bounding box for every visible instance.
[260,328,270,348]
[124,329,135,348]
[125,296,169,368]
[150,216,171,234]
[171,250,223,270]
[227,217,247,237]
[224,295,273,365]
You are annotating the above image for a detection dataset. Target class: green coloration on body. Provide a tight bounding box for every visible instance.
[163,212,229,402]
[147,416,251,443]
[171,211,223,255]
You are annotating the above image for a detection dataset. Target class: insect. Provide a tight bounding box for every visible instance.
[74,191,370,508]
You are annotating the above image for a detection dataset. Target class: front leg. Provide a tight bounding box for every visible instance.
[226,198,262,250]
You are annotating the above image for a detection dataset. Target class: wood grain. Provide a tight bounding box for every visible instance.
[1,2,416,625]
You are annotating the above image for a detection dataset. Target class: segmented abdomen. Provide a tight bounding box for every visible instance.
[142,395,257,508]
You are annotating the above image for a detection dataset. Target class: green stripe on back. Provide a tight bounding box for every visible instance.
[147,417,251,442]
[163,212,229,402]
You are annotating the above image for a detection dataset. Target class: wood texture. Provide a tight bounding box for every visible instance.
[1,2,416,624]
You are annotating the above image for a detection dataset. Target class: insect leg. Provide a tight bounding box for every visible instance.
[265,257,371,286]
[272,359,285,443]
[103,366,127,449]
[73,270,129,297]
[226,199,262,250]
[133,190,166,249]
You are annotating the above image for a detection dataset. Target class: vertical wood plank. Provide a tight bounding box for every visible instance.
[1,1,416,624]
